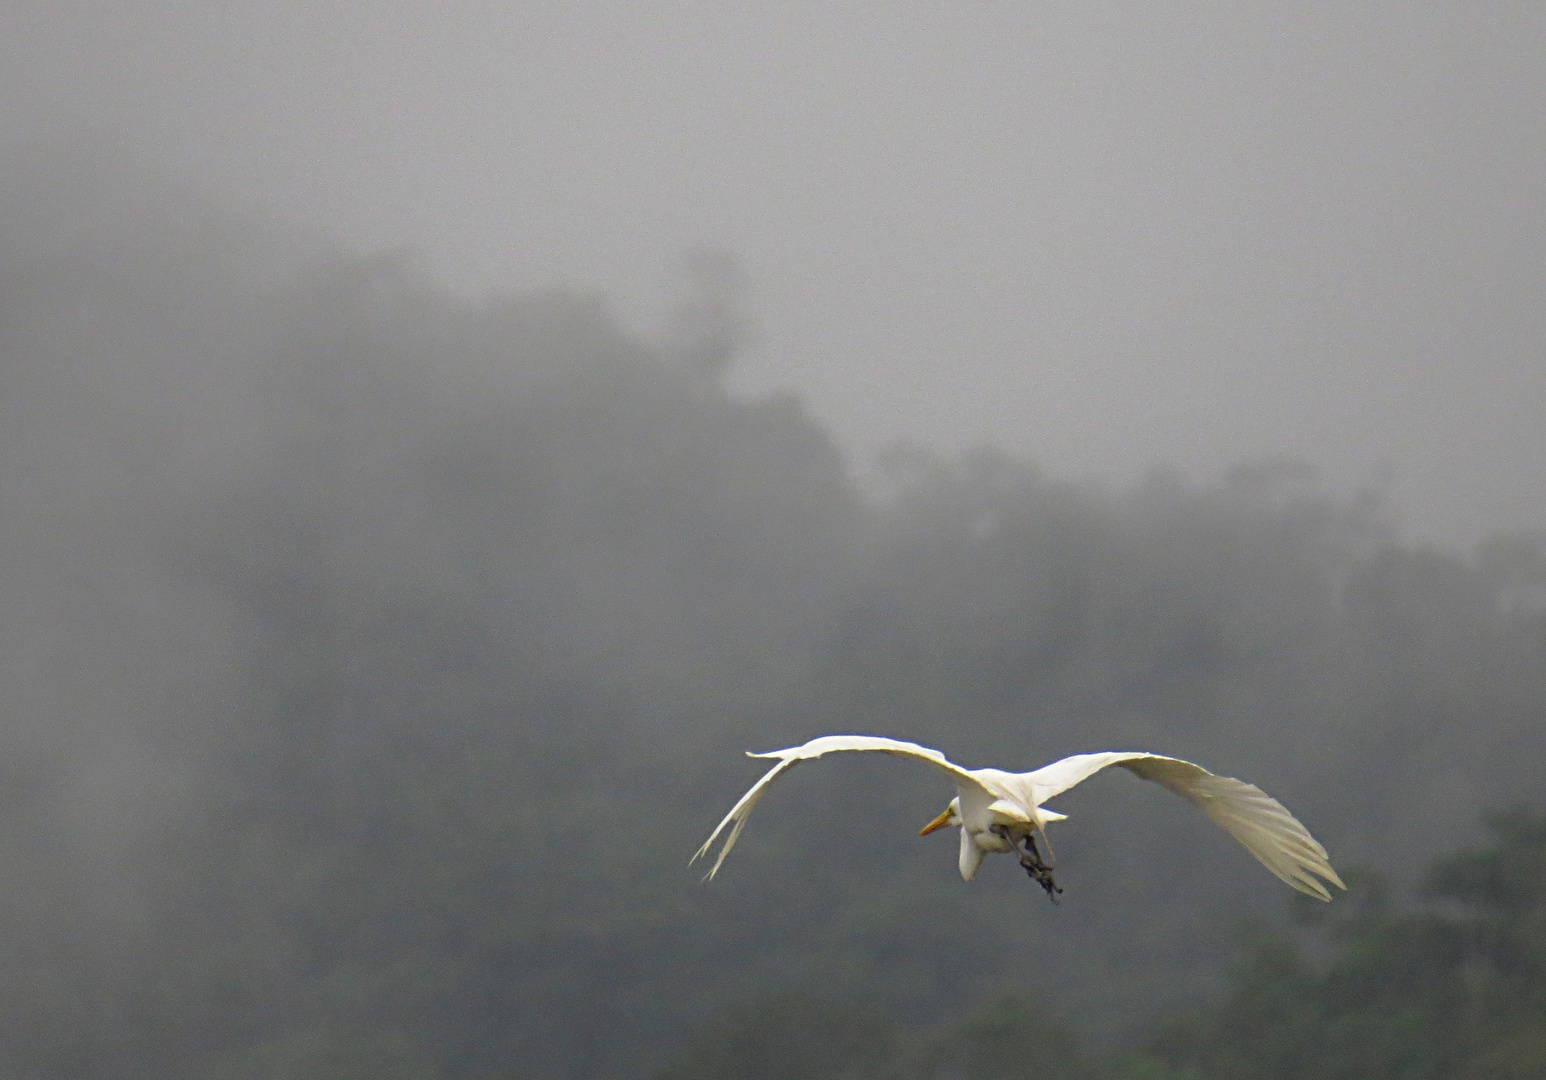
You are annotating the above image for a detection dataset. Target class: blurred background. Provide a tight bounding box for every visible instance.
[0,2,1544,1078]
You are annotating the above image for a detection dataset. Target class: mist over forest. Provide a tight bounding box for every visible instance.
[2,145,1545,1079]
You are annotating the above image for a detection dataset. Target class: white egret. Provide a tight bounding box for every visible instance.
[693,735,1344,902]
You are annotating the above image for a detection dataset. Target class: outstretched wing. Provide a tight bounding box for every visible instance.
[1025,752,1346,901]
[691,735,986,880]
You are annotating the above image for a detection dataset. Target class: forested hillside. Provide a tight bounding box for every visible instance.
[1,148,1543,1078]
[659,807,1546,1080]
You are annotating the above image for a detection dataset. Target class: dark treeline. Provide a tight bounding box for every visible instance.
[661,809,1546,1080]
[1,146,1543,1079]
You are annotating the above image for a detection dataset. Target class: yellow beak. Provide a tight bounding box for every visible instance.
[918,808,954,836]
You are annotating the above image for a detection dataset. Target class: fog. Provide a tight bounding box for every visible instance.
[4,1,1544,544]
[2,5,1545,1079]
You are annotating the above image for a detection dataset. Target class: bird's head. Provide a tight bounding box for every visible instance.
[918,797,961,836]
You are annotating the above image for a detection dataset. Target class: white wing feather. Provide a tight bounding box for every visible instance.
[691,735,988,880]
[1025,751,1346,901]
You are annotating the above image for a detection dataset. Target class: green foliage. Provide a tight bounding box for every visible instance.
[1143,809,1546,1080]
[663,822,1546,1080]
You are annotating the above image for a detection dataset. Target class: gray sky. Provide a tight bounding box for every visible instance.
[4,0,1543,546]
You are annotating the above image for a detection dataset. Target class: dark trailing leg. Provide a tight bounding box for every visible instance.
[991,825,1063,903]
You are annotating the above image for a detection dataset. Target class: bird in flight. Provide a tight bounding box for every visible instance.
[693,734,1344,902]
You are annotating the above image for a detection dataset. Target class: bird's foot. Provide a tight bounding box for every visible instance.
[1021,856,1063,903]
[993,826,1063,903]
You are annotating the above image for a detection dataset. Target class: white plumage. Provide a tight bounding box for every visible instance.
[693,734,1345,901]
